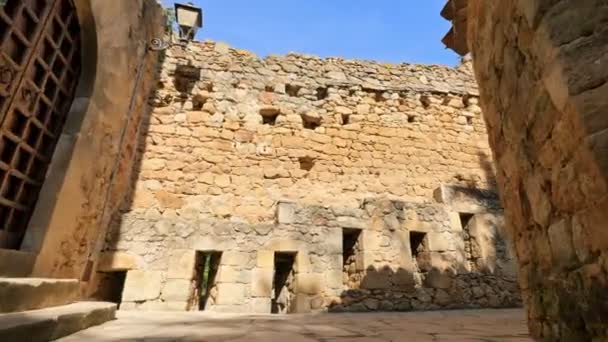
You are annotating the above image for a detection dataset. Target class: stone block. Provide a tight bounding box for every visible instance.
[360,269,391,289]
[547,219,577,269]
[222,251,250,266]
[216,283,246,305]
[162,279,193,302]
[336,216,366,229]
[447,211,463,232]
[325,270,343,290]
[217,266,250,284]
[297,273,324,295]
[96,252,138,272]
[424,268,453,289]
[256,250,274,268]
[167,249,196,279]
[122,270,163,302]
[250,298,271,314]
[277,201,296,224]
[165,301,189,311]
[252,269,273,297]
[426,232,452,252]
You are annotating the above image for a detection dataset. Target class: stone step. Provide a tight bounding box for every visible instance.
[0,278,79,313]
[0,301,116,341]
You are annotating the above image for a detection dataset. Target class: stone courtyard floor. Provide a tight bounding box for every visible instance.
[59,308,531,341]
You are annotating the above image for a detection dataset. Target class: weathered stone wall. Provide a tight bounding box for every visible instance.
[106,196,519,313]
[462,0,608,340]
[124,41,494,223]
[100,40,520,313]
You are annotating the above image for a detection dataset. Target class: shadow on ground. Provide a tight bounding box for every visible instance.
[58,308,531,342]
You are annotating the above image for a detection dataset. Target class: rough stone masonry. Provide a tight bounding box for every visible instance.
[92,40,521,313]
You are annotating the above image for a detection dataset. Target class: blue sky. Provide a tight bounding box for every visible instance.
[164,1,459,66]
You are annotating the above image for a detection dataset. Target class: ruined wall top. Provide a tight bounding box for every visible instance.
[170,40,479,96]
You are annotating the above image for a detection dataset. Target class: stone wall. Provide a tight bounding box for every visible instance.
[105,196,519,313]
[124,41,494,223]
[449,0,608,340]
[99,40,520,313]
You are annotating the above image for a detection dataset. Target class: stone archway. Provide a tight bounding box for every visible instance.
[0,0,165,280]
[443,0,608,340]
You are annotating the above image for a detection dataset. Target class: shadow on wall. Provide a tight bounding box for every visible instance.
[328,264,521,313]
[450,152,497,193]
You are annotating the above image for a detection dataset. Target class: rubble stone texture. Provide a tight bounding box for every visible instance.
[100,41,521,313]
[444,0,608,340]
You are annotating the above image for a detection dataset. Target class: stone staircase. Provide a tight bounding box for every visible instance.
[0,278,116,341]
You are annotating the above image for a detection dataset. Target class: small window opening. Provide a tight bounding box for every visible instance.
[410,231,427,259]
[265,85,274,92]
[341,114,350,125]
[466,116,474,125]
[316,87,328,100]
[420,95,431,109]
[191,251,222,311]
[286,84,302,97]
[301,114,321,130]
[272,252,297,314]
[374,91,385,102]
[407,115,416,123]
[343,228,362,288]
[298,156,315,171]
[459,213,476,271]
[260,108,280,125]
[192,94,208,110]
[459,213,474,229]
[409,231,431,273]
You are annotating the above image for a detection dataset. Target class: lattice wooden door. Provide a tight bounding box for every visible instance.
[0,0,81,249]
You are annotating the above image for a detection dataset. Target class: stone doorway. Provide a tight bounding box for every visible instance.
[342,228,363,289]
[190,251,221,311]
[272,252,297,314]
[91,271,127,308]
[0,0,82,249]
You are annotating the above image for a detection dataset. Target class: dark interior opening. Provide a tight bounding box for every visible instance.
[459,213,474,229]
[316,87,328,100]
[285,84,302,97]
[410,231,427,258]
[343,228,362,267]
[298,156,315,171]
[408,115,416,123]
[92,271,127,308]
[193,251,222,311]
[272,252,296,314]
[301,115,321,130]
[341,114,350,125]
[260,108,280,125]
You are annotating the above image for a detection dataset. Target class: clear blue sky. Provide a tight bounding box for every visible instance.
[163,1,459,66]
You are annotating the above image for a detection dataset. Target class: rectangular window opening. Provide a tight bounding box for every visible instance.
[192,251,222,311]
[409,231,430,272]
[342,228,362,289]
[272,252,297,314]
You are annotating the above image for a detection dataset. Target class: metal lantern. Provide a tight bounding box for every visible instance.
[174,2,203,41]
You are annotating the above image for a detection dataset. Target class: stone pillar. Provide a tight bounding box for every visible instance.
[464,1,608,340]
